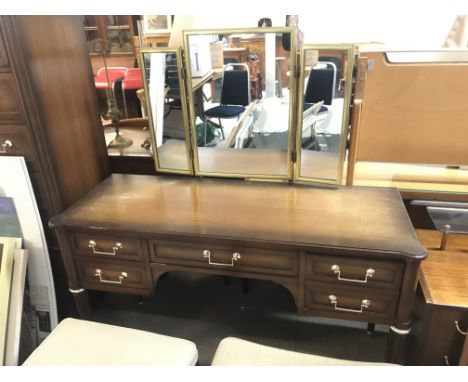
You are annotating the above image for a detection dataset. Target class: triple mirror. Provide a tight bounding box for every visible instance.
[140,29,354,184]
[295,44,355,183]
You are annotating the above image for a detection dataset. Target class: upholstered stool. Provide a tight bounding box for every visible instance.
[211,337,396,366]
[23,318,198,365]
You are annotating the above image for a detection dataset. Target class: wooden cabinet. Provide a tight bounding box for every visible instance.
[408,230,468,365]
[82,16,136,75]
[0,16,109,317]
[50,174,426,363]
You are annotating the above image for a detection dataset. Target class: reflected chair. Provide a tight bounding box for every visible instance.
[122,68,144,118]
[303,61,336,139]
[204,63,251,140]
[94,66,127,109]
[164,54,182,119]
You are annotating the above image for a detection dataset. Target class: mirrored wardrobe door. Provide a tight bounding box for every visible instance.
[183,27,297,180]
[294,44,355,184]
[140,48,193,174]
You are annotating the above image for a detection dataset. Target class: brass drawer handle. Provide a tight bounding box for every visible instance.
[0,140,12,153]
[202,250,241,267]
[328,295,371,314]
[444,355,451,366]
[88,240,123,256]
[454,321,467,336]
[331,264,375,284]
[94,269,128,284]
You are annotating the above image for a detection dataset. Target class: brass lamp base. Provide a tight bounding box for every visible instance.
[108,134,132,148]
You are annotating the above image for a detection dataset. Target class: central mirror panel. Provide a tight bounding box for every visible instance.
[295,44,355,184]
[140,48,193,173]
[184,28,296,179]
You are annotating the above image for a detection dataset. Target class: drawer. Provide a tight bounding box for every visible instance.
[305,254,404,290]
[0,72,24,123]
[70,232,144,261]
[415,337,464,366]
[427,307,468,342]
[75,259,151,292]
[304,281,398,323]
[150,240,299,277]
[0,125,37,168]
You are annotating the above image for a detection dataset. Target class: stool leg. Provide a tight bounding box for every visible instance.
[242,278,250,294]
[367,322,375,335]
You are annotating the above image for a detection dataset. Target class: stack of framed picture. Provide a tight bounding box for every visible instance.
[0,157,58,365]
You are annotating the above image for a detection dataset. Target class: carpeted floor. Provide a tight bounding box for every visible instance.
[92,271,389,366]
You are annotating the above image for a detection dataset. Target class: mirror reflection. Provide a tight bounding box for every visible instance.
[297,46,354,183]
[141,50,191,172]
[185,29,295,178]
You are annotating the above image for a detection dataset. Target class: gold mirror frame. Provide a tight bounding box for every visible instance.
[140,47,194,174]
[183,27,297,180]
[294,44,355,184]
[0,237,21,365]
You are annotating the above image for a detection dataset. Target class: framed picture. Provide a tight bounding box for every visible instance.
[143,15,172,35]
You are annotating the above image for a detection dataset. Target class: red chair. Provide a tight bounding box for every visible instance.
[122,68,144,118]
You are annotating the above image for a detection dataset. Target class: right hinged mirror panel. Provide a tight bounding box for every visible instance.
[294,44,355,184]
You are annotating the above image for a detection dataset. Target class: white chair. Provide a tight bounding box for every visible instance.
[211,337,396,366]
[23,318,198,366]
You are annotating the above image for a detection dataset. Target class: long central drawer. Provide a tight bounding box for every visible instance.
[149,240,299,277]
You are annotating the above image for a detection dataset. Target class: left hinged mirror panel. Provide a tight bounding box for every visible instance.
[140,48,193,174]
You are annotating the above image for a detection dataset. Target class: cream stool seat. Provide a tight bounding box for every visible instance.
[23,318,198,366]
[211,337,396,366]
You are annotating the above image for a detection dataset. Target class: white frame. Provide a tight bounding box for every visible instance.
[142,15,172,35]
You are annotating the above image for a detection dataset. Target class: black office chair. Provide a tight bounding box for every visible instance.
[204,63,250,140]
[164,53,182,118]
[303,61,336,113]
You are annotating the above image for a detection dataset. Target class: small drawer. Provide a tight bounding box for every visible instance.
[150,240,299,277]
[70,232,144,261]
[0,125,37,168]
[415,337,464,366]
[306,254,404,290]
[427,307,468,342]
[0,72,24,123]
[75,259,150,291]
[304,281,398,323]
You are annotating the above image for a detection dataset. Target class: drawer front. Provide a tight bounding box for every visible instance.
[150,241,299,277]
[75,259,150,291]
[0,72,24,124]
[415,338,464,366]
[306,254,404,290]
[70,232,144,261]
[428,307,468,342]
[0,125,36,167]
[304,281,398,323]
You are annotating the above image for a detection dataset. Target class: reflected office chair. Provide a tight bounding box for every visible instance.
[204,63,250,140]
[303,61,336,113]
[94,66,127,110]
[164,53,182,119]
[303,61,336,139]
[121,68,144,118]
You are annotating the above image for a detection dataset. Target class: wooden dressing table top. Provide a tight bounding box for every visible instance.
[50,175,425,259]
[416,229,468,308]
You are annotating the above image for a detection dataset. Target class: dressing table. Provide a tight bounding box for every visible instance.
[49,174,425,363]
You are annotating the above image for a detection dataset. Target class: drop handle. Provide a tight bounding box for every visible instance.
[0,140,12,153]
[88,240,123,256]
[329,295,371,314]
[202,250,241,267]
[94,269,127,284]
[454,321,467,336]
[331,264,375,283]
